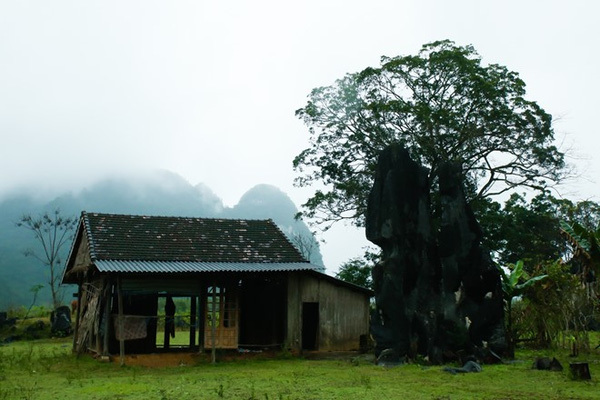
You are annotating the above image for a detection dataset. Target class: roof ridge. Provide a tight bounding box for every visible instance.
[84,211,273,223]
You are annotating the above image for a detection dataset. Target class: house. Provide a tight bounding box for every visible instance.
[62,212,372,359]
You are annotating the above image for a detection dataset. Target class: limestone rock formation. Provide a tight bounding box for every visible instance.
[367,144,505,364]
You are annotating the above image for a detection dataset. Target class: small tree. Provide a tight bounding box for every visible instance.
[17,209,78,309]
[24,284,45,319]
[516,260,589,351]
[336,257,373,290]
[500,260,547,358]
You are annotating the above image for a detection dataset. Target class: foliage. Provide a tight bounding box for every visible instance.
[500,260,547,358]
[489,193,570,266]
[475,192,600,268]
[512,260,593,353]
[24,284,45,319]
[500,261,548,302]
[0,314,53,342]
[335,257,374,290]
[2,338,600,399]
[16,209,78,309]
[560,220,600,278]
[294,40,565,228]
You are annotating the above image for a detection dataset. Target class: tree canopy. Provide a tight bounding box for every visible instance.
[476,192,600,268]
[335,256,374,290]
[294,40,566,228]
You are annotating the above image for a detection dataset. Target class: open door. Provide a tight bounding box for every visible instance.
[204,286,239,349]
[302,302,319,350]
[155,296,198,350]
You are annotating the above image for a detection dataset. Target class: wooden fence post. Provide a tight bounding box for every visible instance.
[117,277,125,366]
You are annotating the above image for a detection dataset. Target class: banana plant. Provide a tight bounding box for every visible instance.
[500,260,547,358]
[560,220,600,277]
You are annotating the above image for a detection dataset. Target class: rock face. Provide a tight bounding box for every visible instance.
[367,144,505,363]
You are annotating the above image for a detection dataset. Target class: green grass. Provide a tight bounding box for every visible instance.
[1,338,600,399]
[155,330,196,347]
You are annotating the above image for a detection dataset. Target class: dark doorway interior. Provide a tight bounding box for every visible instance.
[302,302,319,350]
[239,276,286,348]
[109,293,158,354]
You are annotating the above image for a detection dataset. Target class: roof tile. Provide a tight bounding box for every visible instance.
[83,212,307,263]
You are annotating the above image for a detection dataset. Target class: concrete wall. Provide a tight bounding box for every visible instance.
[287,272,370,352]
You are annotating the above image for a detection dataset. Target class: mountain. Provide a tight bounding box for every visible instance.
[0,171,322,309]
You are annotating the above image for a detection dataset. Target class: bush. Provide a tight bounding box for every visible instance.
[512,260,596,351]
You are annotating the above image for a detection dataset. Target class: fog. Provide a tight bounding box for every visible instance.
[1,0,599,271]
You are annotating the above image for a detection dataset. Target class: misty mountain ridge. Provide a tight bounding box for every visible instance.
[0,170,323,309]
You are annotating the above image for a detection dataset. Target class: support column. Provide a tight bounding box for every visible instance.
[198,284,206,352]
[164,310,171,350]
[211,283,217,364]
[72,281,82,353]
[102,278,111,356]
[189,296,197,348]
[117,277,125,366]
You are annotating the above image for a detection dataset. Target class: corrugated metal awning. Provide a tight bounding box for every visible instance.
[94,260,320,274]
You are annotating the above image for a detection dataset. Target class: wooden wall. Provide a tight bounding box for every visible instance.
[287,272,370,352]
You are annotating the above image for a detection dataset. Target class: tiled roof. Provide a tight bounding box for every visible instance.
[82,212,307,263]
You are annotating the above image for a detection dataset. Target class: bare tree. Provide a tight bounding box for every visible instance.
[17,209,78,309]
[290,232,325,270]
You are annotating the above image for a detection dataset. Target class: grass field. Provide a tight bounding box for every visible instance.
[1,338,600,399]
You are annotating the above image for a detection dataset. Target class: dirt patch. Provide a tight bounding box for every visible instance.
[102,349,279,367]
[96,350,372,367]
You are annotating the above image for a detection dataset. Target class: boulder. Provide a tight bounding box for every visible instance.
[50,306,72,335]
[367,144,506,364]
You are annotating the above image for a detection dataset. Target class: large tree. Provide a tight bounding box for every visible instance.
[294,40,566,228]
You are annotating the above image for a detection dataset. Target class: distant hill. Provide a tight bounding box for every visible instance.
[0,171,322,309]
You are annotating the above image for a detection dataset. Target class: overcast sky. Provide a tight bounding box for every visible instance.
[1,0,598,272]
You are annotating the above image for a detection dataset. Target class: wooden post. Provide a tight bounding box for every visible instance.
[72,282,82,353]
[198,284,205,352]
[164,300,170,350]
[95,289,102,354]
[211,283,217,364]
[117,277,125,366]
[189,296,197,348]
[102,279,111,356]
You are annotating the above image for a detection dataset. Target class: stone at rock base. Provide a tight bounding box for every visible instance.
[533,357,563,371]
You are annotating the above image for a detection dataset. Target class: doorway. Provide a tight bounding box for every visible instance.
[155,295,198,350]
[302,302,319,350]
[204,285,239,349]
